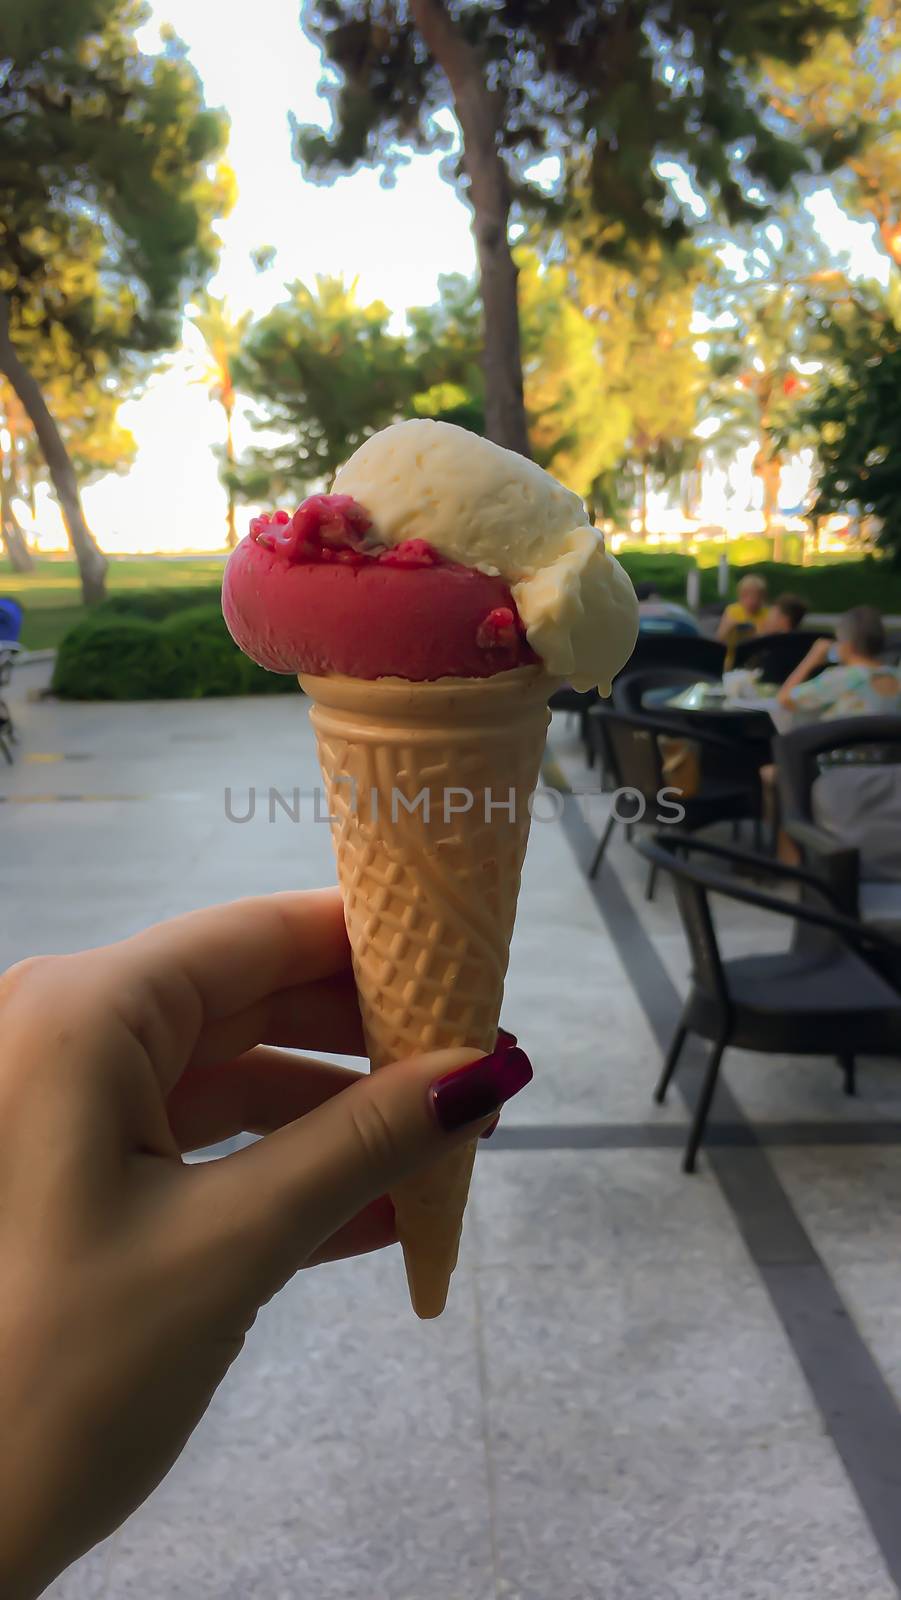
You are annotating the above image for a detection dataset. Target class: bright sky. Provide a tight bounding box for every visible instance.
[24,2,890,553]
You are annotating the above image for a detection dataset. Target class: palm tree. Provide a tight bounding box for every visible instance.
[188,293,251,549]
[698,217,841,561]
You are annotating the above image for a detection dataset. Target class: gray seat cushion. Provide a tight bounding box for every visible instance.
[859,881,901,935]
[812,766,901,883]
[726,947,899,1014]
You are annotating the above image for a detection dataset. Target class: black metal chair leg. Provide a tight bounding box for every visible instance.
[683,1037,728,1173]
[588,814,616,879]
[839,1054,857,1096]
[645,859,659,901]
[654,1022,687,1104]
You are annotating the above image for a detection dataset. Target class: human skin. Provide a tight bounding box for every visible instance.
[715,578,768,642]
[0,892,527,1598]
[777,634,892,709]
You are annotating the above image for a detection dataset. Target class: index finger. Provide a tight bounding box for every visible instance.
[101,889,352,1086]
[135,888,350,1004]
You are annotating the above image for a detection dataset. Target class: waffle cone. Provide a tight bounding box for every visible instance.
[299,666,553,1317]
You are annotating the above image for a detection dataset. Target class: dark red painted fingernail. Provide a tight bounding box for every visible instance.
[371,1193,397,1234]
[496,1027,518,1051]
[430,1046,532,1133]
[480,1114,501,1140]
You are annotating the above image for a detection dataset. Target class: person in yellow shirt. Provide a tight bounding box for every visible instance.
[716,574,771,645]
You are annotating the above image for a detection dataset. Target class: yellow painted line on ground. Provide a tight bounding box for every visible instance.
[23,752,66,764]
[0,794,143,804]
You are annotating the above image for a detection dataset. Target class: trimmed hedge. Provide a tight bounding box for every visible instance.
[52,554,901,700]
[93,585,223,622]
[52,605,299,701]
[617,551,901,611]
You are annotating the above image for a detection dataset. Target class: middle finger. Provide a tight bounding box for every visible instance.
[167,1044,365,1152]
[186,971,366,1072]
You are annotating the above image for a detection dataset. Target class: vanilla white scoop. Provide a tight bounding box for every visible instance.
[333,418,638,692]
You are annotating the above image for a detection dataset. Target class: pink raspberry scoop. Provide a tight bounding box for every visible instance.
[224,493,537,681]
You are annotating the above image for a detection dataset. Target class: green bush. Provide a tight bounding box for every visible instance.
[94,585,223,622]
[53,616,164,700]
[617,551,901,611]
[52,605,300,701]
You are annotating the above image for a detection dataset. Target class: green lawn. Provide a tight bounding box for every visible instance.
[0,555,226,649]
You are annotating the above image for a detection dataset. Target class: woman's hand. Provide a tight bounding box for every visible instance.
[0,891,527,1599]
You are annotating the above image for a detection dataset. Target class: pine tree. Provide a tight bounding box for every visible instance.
[0,0,231,600]
[297,0,860,456]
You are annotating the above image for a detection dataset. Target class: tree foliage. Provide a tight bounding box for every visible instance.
[188,292,252,547]
[231,240,705,521]
[299,0,860,244]
[0,0,231,354]
[0,0,232,598]
[697,214,846,549]
[33,379,136,488]
[764,0,901,266]
[296,0,861,453]
[801,285,901,561]
[232,275,422,501]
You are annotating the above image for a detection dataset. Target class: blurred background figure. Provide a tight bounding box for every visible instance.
[779,605,901,720]
[766,593,808,634]
[716,574,771,644]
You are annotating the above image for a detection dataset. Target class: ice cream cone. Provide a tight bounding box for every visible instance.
[299,665,554,1318]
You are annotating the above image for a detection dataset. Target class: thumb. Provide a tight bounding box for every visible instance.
[186,1041,532,1304]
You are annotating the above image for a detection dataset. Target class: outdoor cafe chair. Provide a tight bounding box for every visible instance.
[0,642,20,764]
[612,665,720,719]
[619,631,727,680]
[637,830,901,1172]
[774,715,901,952]
[732,629,833,685]
[586,707,764,896]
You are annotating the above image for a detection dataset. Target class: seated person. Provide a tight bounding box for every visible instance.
[634,581,700,635]
[765,592,807,634]
[778,605,901,720]
[715,574,771,643]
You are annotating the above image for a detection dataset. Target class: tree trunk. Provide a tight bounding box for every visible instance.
[23,463,36,524]
[409,0,530,457]
[0,294,107,604]
[754,442,782,555]
[0,401,35,572]
[224,398,238,549]
[639,458,649,538]
[0,452,34,572]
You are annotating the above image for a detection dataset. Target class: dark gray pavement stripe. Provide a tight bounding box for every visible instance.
[487,1121,901,1150]
[551,777,901,1587]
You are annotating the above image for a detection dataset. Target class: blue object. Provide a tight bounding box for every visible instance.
[0,597,23,642]
[638,615,701,637]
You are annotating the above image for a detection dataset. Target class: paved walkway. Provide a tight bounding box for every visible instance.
[3,669,901,1600]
